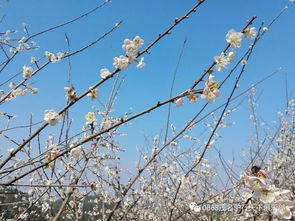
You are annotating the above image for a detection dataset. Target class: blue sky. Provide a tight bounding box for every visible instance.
[0,0,294,173]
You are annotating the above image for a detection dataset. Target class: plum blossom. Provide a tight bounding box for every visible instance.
[50,56,59,63]
[244,27,257,39]
[45,51,64,63]
[122,36,144,52]
[255,187,292,205]
[255,186,277,203]
[201,75,220,103]
[241,172,277,203]
[121,36,144,63]
[115,36,145,69]
[45,51,54,59]
[273,200,295,220]
[226,29,243,48]
[122,39,132,51]
[56,52,64,60]
[22,65,33,79]
[241,167,295,219]
[8,148,14,154]
[214,52,229,71]
[44,110,59,126]
[100,68,111,79]
[124,43,138,58]
[113,56,129,69]
[87,87,98,100]
[85,112,96,124]
[132,36,144,48]
[70,145,83,158]
[64,87,76,102]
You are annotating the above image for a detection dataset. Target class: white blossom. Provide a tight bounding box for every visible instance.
[122,39,132,51]
[45,51,53,59]
[113,56,129,69]
[56,52,64,60]
[85,112,96,124]
[22,65,33,79]
[50,55,58,63]
[125,43,138,58]
[133,36,144,48]
[44,110,59,126]
[8,148,14,154]
[100,68,111,79]
[64,87,76,101]
[273,200,295,219]
[226,29,243,48]
[214,52,229,71]
[70,145,83,158]
[201,75,220,103]
[87,87,98,100]
[121,36,144,61]
[244,27,257,39]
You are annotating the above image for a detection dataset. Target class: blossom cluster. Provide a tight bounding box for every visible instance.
[0,82,37,102]
[214,27,256,72]
[0,25,38,54]
[122,36,144,59]
[44,110,60,126]
[70,145,83,158]
[99,36,145,80]
[58,36,145,127]
[201,27,256,103]
[175,28,256,107]
[241,167,295,219]
[0,29,18,44]
[45,51,64,63]
[5,34,39,54]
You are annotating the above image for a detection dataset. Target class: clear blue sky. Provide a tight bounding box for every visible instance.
[0,0,294,172]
